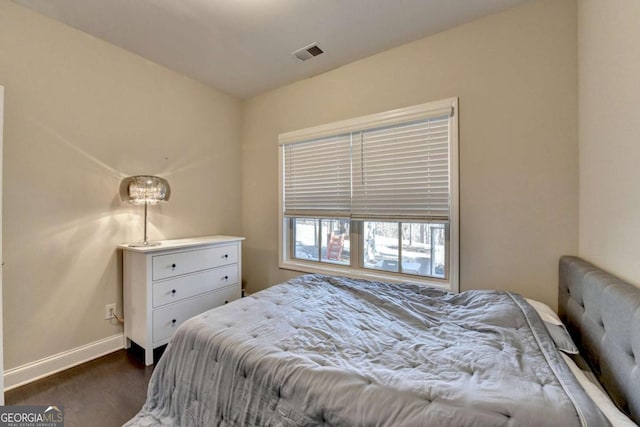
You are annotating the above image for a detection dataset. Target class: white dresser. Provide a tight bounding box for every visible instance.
[119,235,244,365]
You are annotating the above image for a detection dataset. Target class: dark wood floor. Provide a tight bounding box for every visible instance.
[5,347,156,427]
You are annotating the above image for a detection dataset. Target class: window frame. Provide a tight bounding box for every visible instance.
[278,98,459,292]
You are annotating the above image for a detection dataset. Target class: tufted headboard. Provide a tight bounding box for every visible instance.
[558,256,640,424]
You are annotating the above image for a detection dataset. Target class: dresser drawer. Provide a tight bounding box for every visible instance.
[152,264,238,308]
[152,244,238,280]
[152,285,241,343]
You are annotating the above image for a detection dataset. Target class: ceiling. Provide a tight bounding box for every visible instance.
[13,0,531,99]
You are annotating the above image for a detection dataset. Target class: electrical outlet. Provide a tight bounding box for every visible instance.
[105,303,116,320]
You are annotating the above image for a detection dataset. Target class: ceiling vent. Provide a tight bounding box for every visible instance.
[292,43,324,61]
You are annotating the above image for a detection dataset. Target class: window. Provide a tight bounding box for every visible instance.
[293,218,350,265]
[278,98,459,291]
[363,221,446,279]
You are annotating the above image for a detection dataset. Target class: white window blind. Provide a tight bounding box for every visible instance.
[281,104,453,222]
[283,134,351,218]
[352,116,450,221]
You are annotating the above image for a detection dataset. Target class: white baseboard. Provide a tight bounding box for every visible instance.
[3,333,124,391]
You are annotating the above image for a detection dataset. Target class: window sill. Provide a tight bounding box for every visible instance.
[279,259,452,291]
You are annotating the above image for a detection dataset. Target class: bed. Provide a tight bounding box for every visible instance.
[125,257,639,426]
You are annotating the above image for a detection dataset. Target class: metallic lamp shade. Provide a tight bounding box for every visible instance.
[120,175,171,247]
[120,175,171,205]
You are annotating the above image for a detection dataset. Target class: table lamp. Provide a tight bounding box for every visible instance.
[120,175,171,247]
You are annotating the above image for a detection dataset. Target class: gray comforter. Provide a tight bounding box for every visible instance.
[126,274,610,427]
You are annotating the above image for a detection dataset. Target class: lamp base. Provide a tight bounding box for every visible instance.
[129,241,162,248]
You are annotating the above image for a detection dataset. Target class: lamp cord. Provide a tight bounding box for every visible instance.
[111,311,124,324]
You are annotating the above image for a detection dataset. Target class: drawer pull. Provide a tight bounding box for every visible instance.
[171,289,177,294]
[171,319,177,324]
[224,300,229,304]
[223,254,229,259]
[171,263,176,269]
[224,275,229,280]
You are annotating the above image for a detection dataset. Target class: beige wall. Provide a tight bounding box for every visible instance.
[578,0,640,287]
[0,1,242,369]
[241,0,578,308]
